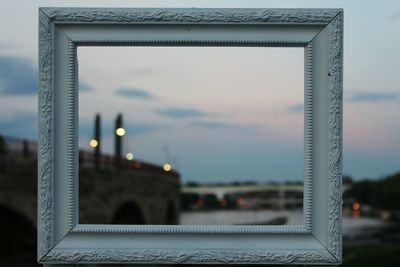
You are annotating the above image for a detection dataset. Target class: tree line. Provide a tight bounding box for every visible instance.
[345,172,400,210]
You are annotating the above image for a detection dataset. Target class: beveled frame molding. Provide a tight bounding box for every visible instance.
[38,8,343,265]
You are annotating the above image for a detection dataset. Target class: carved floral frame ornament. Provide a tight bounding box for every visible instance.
[38,7,343,265]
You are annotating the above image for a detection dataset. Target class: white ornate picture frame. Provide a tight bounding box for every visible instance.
[38,7,343,265]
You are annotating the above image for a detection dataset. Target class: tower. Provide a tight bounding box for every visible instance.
[94,113,101,168]
[114,113,123,166]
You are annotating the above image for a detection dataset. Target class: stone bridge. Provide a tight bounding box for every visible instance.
[79,151,180,225]
[0,136,180,266]
[0,136,180,227]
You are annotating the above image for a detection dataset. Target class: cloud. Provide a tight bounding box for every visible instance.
[388,9,400,22]
[0,56,93,95]
[0,112,38,140]
[79,81,93,92]
[156,107,208,119]
[115,88,155,99]
[191,120,257,132]
[126,123,171,136]
[0,56,37,95]
[348,92,400,103]
[287,103,304,113]
[191,121,238,129]
[79,119,169,139]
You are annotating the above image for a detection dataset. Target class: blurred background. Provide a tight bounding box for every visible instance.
[1,0,400,266]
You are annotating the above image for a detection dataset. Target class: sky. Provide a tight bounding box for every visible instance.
[0,0,400,183]
[78,47,304,182]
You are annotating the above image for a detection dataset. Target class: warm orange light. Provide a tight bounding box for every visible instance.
[352,202,360,211]
[89,139,98,148]
[163,163,172,172]
[115,127,125,136]
[381,211,391,221]
[220,199,228,207]
[237,197,245,207]
[196,198,204,207]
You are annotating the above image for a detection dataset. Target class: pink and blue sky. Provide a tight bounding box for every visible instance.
[0,0,399,182]
[78,47,304,182]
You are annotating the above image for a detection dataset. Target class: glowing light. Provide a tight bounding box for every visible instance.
[195,198,204,207]
[89,139,98,148]
[352,202,360,211]
[163,163,172,172]
[126,152,134,160]
[237,197,245,207]
[380,211,391,221]
[115,127,125,136]
[220,199,228,207]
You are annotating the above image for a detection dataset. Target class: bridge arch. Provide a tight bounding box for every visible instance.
[0,204,37,266]
[111,201,145,224]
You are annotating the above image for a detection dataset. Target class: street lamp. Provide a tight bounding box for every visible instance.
[126,152,134,160]
[89,139,98,148]
[163,163,172,172]
[114,114,124,165]
[115,127,125,136]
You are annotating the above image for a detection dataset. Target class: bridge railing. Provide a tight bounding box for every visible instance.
[79,150,180,177]
[0,135,179,177]
[0,135,37,159]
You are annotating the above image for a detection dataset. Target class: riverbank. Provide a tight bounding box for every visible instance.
[180,210,392,239]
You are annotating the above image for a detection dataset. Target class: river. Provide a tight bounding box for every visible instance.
[180,209,390,240]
